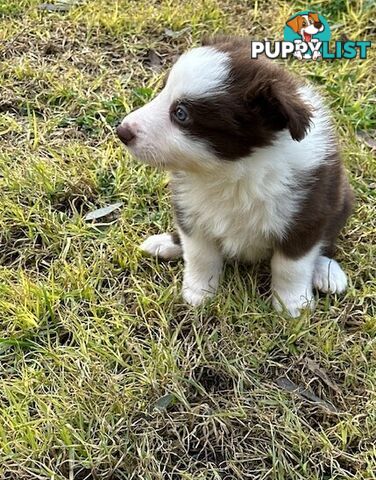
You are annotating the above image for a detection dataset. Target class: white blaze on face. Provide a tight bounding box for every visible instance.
[119,46,231,170]
[165,47,231,99]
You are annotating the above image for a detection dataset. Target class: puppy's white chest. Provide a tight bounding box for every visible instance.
[172,171,296,262]
[199,199,274,261]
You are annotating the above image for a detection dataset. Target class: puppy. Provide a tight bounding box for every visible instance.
[117,37,353,317]
[286,12,325,60]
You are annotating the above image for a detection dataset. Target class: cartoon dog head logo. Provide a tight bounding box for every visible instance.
[287,12,324,42]
[284,11,331,60]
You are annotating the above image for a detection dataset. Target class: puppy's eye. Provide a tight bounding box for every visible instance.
[302,21,306,26]
[174,105,189,123]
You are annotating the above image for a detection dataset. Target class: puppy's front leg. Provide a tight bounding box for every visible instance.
[180,231,223,306]
[271,246,320,317]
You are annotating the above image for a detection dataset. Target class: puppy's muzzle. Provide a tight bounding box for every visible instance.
[117,123,136,146]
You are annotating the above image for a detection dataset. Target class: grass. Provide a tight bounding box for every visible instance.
[0,0,375,478]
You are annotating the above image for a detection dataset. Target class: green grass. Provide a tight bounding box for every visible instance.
[0,0,375,478]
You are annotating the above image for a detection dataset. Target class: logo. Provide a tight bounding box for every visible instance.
[250,10,371,61]
[284,11,330,60]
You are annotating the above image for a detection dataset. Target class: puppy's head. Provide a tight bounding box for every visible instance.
[117,37,312,172]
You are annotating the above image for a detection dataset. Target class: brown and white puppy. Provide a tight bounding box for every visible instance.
[117,37,353,317]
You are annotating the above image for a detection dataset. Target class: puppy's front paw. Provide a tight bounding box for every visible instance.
[140,233,183,260]
[313,256,347,294]
[182,284,214,306]
[272,291,315,318]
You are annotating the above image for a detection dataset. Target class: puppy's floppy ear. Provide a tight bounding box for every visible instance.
[286,16,302,33]
[247,80,312,141]
[272,85,312,141]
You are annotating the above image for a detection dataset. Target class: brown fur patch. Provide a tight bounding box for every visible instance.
[276,152,354,259]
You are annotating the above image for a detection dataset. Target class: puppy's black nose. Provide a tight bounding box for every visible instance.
[117,124,136,145]
[314,21,322,29]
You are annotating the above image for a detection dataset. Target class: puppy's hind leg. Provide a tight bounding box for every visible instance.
[140,232,183,260]
[271,246,319,317]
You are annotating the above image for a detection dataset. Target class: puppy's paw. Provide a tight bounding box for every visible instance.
[182,284,214,307]
[140,233,183,260]
[272,291,315,318]
[313,256,347,294]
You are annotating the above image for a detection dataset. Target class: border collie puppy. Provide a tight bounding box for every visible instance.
[117,37,353,317]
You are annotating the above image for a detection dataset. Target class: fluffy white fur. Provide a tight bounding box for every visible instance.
[271,245,320,317]
[121,46,348,317]
[180,230,223,306]
[313,255,347,293]
[141,233,183,260]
